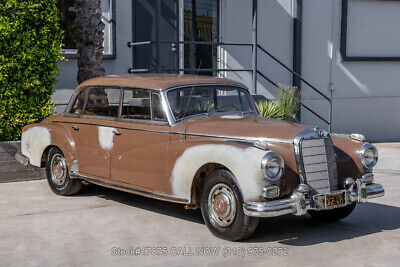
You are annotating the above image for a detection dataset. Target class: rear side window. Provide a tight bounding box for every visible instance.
[70,87,121,118]
[121,88,151,120]
[70,87,167,123]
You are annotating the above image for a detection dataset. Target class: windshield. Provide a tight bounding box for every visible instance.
[167,85,256,121]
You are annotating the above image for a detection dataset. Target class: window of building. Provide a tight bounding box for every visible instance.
[57,0,115,57]
[184,0,219,75]
[341,0,400,61]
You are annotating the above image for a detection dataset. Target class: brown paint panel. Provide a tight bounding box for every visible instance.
[267,142,299,197]
[111,120,171,193]
[332,135,365,184]
[70,117,116,179]
[185,114,309,143]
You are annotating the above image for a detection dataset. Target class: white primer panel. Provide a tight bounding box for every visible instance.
[97,126,116,150]
[21,127,51,167]
[170,144,267,201]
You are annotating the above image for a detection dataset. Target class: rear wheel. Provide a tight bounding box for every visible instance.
[308,202,356,222]
[201,169,259,241]
[46,147,82,196]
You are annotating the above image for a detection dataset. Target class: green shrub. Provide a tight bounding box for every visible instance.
[255,85,301,121]
[255,100,281,119]
[278,85,301,121]
[0,0,63,141]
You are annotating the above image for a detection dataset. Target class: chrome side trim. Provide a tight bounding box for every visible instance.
[53,120,292,144]
[181,132,292,144]
[71,172,189,204]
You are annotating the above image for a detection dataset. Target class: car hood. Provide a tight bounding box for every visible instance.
[184,114,310,143]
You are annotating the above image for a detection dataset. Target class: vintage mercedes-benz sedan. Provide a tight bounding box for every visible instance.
[18,74,384,240]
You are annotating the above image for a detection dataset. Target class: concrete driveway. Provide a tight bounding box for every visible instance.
[0,143,399,266]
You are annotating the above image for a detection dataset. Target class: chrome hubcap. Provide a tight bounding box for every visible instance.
[208,183,236,227]
[51,154,67,186]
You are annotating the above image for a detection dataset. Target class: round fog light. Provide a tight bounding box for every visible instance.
[262,185,280,199]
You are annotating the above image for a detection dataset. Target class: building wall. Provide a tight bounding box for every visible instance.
[53,0,133,113]
[220,0,294,99]
[301,0,400,141]
[221,0,400,141]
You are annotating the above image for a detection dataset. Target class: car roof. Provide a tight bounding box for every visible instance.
[76,74,245,91]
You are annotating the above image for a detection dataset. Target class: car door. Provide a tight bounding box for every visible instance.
[69,86,121,179]
[111,89,171,194]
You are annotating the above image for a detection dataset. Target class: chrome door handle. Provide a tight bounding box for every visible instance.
[72,125,79,131]
[112,129,121,136]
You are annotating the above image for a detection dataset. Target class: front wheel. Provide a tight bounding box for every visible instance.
[308,202,356,222]
[201,169,259,241]
[46,147,82,196]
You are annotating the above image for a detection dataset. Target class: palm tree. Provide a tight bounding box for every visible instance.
[74,0,105,84]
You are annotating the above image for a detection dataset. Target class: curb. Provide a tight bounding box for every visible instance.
[0,141,45,183]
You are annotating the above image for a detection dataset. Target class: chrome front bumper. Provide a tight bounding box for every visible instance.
[243,178,385,218]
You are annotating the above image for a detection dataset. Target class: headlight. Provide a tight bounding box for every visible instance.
[360,143,378,169]
[261,152,284,181]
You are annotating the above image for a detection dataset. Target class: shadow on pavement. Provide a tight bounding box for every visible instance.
[78,184,400,245]
[246,202,400,245]
[78,184,204,225]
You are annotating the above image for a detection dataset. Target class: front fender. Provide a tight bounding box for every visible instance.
[332,135,365,183]
[170,143,267,202]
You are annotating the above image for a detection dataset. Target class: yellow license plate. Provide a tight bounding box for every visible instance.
[325,192,346,208]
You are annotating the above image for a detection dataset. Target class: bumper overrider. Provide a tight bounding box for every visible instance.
[243,176,385,218]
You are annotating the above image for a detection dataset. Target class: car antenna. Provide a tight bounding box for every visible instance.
[180,60,202,142]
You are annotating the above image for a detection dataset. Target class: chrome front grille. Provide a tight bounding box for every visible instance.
[300,137,338,195]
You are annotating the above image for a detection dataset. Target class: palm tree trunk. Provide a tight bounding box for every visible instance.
[75,0,105,84]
